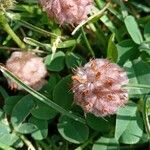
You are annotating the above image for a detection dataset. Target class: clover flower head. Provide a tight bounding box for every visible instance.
[72,59,128,117]
[39,0,93,25]
[6,51,47,90]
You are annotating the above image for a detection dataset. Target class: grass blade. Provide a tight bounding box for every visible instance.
[0,65,85,124]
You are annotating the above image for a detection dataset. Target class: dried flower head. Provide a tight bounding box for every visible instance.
[6,51,47,90]
[39,0,93,25]
[72,59,128,117]
[0,0,16,10]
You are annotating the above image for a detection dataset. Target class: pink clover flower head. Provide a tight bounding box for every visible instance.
[72,59,128,117]
[6,51,47,91]
[39,0,93,25]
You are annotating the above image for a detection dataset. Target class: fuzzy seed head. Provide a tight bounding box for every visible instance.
[6,51,47,90]
[39,0,93,25]
[72,59,128,117]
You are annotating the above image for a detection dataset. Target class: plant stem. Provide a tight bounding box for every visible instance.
[72,2,110,35]
[94,22,107,49]
[141,96,150,138]
[116,0,128,18]
[38,141,49,150]
[75,132,99,150]
[125,84,150,89]
[0,12,26,49]
[0,46,45,53]
[51,36,61,60]
[2,22,26,49]
[0,65,86,124]
[20,135,36,150]
[81,27,95,57]
[35,141,42,150]
[3,24,21,45]
[17,20,62,38]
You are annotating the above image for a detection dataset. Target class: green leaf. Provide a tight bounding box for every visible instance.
[86,114,114,132]
[131,2,150,13]
[124,15,143,44]
[31,100,57,120]
[0,118,11,135]
[100,15,121,41]
[4,95,23,115]
[139,41,150,55]
[58,116,89,144]
[124,58,150,97]
[65,52,85,69]
[29,116,48,140]
[0,133,19,146]
[140,51,150,63]
[40,73,61,98]
[138,134,149,145]
[0,66,85,124]
[0,142,15,150]
[53,75,73,109]
[48,73,61,86]
[107,34,118,62]
[92,137,120,150]
[11,95,35,127]
[0,86,9,99]
[16,123,38,134]
[144,20,150,41]
[115,102,143,144]
[13,138,24,149]
[116,39,138,66]
[0,115,19,146]
[45,51,65,72]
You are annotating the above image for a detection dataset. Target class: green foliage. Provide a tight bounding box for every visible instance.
[58,116,89,144]
[31,100,57,120]
[11,95,35,127]
[4,95,23,115]
[86,114,114,132]
[107,34,118,62]
[92,137,119,150]
[53,75,73,109]
[116,39,138,66]
[29,116,48,140]
[0,109,19,147]
[45,51,65,72]
[115,102,143,144]
[124,15,143,44]
[124,58,150,97]
[0,0,150,149]
[65,52,85,69]
[144,20,150,41]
